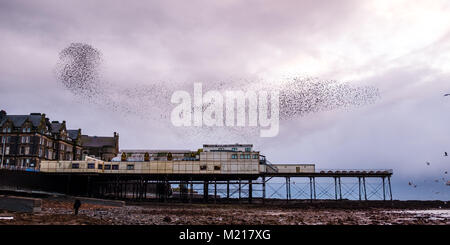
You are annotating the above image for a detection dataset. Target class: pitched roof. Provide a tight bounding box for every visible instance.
[67,129,80,140]
[50,122,62,133]
[81,135,117,148]
[0,114,42,128]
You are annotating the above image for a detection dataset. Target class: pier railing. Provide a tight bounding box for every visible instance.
[315,169,393,174]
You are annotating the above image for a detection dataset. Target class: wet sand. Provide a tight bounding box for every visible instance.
[0,198,449,225]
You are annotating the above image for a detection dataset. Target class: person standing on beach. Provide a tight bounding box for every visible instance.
[73,199,81,215]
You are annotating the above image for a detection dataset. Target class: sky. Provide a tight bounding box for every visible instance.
[0,0,449,200]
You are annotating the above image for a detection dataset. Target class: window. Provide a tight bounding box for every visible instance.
[232,147,237,151]
[98,164,103,169]
[104,164,111,170]
[200,165,207,170]
[127,164,134,170]
[71,163,79,169]
[240,154,244,159]
[112,165,119,170]
[214,166,221,171]
[5,147,9,155]
[87,163,95,169]
[253,154,258,159]
[25,147,30,155]
[245,147,251,152]
[246,154,251,159]
[231,154,237,159]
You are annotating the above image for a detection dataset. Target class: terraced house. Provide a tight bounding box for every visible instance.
[0,110,118,169]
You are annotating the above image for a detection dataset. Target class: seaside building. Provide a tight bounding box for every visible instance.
[0,109,117,169]
[81,133,119,161]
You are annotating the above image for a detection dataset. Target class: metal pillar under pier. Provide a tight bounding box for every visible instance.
[214,179,217,204]
[238,179,241,201]
[226,180,230,199]
[285,177,289,202]
[249,180,252,203]
[363,177,367,201]
[334,177,338,200]
[262,176,266,204]
[204,180,209,202]
[313,177,316,200]
[388,176,393,201]
[358,177,361,201]
[190,179,193,203]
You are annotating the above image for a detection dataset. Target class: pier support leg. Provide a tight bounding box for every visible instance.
[203,180,209,202]
[313,177,316,200]
[285,177,289,202]
[214,179,217,204]
[334,177,338,200]
[190,179,193,203]
[388,176,393,201]
[144,179,147,200]
[363,177,367,201]
[262,176,266,204]
[382,177,386,201]
[238,179,241,201]
[249,180,252,204]
[338,177,342,200]
[226,180,230,200]
[358,177,361,201]
[309,177,313,202]
[164,177,169,203]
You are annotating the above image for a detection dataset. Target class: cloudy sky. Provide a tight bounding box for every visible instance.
[1,0,449,199]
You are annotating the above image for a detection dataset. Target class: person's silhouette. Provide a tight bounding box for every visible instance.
[73,199,81,215]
